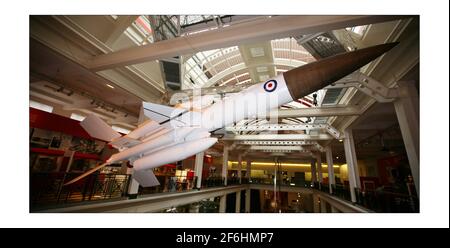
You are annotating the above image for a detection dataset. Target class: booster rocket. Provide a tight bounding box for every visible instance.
[65,42,398,187]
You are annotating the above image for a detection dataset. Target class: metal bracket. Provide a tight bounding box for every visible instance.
[326,71,399,103]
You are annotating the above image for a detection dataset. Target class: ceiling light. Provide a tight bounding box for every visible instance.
[339,139,343,142]
[106,84,115,89]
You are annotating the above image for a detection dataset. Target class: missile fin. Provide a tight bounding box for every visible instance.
[133,169,160,187]
[80,114,121,142]
[142,101,187,124]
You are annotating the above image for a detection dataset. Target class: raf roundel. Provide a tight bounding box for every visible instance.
[263,80,277,92]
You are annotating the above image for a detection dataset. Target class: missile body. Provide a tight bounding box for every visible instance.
[174,43,398,131]
[121,43,399,165]
[133,137,217,171]
[108,127,198,164]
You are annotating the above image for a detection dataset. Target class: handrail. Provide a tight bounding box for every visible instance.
[38,185,247,213]
[313,189,373,213]
[32,173,418,213]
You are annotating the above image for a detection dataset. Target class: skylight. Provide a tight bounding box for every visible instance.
[30,100,53,113]
[70,113,85,121]
[346,25,368,36]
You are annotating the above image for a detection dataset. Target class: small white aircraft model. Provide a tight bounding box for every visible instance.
[64,42,398,187]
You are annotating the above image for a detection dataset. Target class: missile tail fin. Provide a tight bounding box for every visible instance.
[133,169,160,187]
[80,114,121,142]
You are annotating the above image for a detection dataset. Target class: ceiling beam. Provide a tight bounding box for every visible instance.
[87,15,405,71]
[223,134,333,141]
[249,146,309,152]
[272,106,361,118]
[105,16,138,46]
[235,140,318,146]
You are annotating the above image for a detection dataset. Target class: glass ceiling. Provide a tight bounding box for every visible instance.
[182,37,315,89]
[181,37,321,128]
[124,16,154,46]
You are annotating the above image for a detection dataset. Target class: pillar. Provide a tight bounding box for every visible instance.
[194,152,204,189]
[222,146,229,186]
[235,191,241,213]
[316,152,323,184]
[246,159,251,181]
[313,194,320,213]
[237,154,242,184]
[344,129,360,203]
[245,189,251,213]
[127,168,140,198]
[310,159,317,186]
[394,81,419,196]
[219,194,227,213]
[326,146,335,194]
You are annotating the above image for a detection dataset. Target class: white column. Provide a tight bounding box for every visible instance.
[127,168,140,197]
[194,152,204,189]
[246,159,251,180]
[326,146,335,194]
[237,154,242,184]
[222,146,229,186]
[348,130,361,189]
[344,129,360,202]
[245,189,251,213]
[219,194,227,213]
[394,81,419,196]
[235,191,241,213]
[310,159,317,185]
[316,152,323,183]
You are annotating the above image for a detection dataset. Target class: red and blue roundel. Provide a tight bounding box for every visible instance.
[263,80,277,92]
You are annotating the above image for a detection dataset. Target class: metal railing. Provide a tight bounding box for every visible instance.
[30,172,130,211]
[246,179,418,213]
[248,177,313,188]
[138,176,197,195]
[353,188,419,213]
[31,172,419,213]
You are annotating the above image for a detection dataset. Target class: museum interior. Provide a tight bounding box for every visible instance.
[29,15,419,213]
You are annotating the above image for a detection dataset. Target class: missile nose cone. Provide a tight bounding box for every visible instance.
[283,42,399,100]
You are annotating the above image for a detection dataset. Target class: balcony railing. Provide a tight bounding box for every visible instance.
[31,173,418,213]
[30,172,130,211]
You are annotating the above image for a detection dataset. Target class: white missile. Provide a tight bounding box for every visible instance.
[65,42,398,187]
[107,127,196,164]
[133,137,217,171]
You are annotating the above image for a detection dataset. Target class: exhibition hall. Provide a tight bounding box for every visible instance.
[29,15,420,213]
